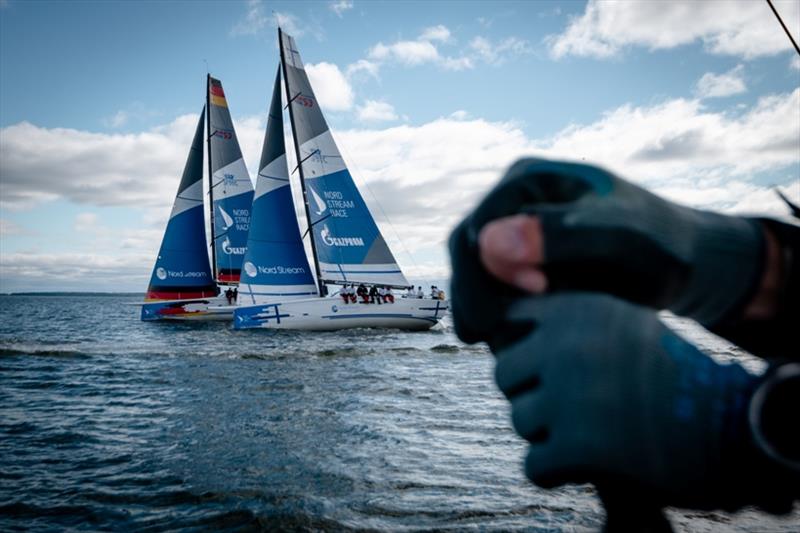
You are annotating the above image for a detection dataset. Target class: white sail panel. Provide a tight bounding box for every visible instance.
[280,30,409,288]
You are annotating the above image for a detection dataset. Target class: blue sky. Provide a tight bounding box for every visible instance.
[1,0,799,292]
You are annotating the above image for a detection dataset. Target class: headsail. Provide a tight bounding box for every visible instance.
[279,29,409,288]
[208,76,255,284]
[145,108,216,300]
[238,67,318,305]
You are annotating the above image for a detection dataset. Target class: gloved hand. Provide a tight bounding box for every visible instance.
[494,292,795,512]
[448,158,764,345]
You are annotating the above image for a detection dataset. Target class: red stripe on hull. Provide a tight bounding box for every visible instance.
[146,290,217,300]
[217,273,240,283]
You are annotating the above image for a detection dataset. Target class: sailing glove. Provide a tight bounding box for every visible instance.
[448,158,764,344]
[494,292,798,512]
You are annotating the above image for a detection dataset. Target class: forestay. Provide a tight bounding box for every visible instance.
[280,30,409,288]
[208,76,254,284]
[145,108,217,300]
[238,68,318,305]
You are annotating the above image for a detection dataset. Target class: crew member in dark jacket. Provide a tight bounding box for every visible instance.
[449,158,799,531]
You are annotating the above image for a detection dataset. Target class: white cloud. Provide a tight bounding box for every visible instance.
[366,25,473,71]
[0,219,26,237]
[305,62,354,111]
[105,110,129,128]
[230,2,306,39]
[74,213,98,232]
[695,65,747,99]
[0,114,206,211]
[329,0,353,18]
[230,0,270,36]
[548,0,800,60]
[369,40,440,65]
[792,56,800,70]
[356,100,398,122]
[537,89,800,212]
[419,24,451,43]
[469,35,532,64]
[3,89,798,287]
[0,251,151,293]
[346,59,380,80]
[356,25,529,76]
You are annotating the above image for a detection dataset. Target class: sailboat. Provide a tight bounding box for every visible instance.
[141,76,254,321]
[233,29,448,331]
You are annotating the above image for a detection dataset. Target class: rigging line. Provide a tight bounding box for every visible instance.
[334,133,423,278]
[301,213,333,239]
[766,0,800,56]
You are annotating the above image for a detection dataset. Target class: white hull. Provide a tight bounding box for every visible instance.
[234,296,448,331]
[140,295,235,321]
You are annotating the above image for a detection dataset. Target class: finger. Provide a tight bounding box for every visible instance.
[479,214,544,264]
[494,331,547,397]
[524,443,575,489]
[509,389,552,442]
[479,216,548,293]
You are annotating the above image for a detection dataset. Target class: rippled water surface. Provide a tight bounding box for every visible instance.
[1,295,797,531]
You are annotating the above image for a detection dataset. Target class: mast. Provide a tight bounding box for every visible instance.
[206,73,218,284]
[279,27,325,297]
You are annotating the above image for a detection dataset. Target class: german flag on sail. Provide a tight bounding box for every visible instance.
[209,77,227,108]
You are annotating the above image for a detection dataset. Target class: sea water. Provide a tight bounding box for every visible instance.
[0,294,797,531]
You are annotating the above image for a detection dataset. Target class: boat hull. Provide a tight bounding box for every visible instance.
[140,296,234,321]
[234,296,448,331]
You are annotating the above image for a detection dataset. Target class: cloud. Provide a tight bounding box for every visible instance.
[346,59,380,80]
[74,212,98,232]
[369,40,440,65]
[0,114,206,211]
[230,1,306,39]
[3,89,798,286]
[419,24,451,43]
[356,100,398,122]
[548,0,800,60]
[357,25,530,76]
[329,0,354,18]
[469,35,532,65]
[695,65,746,99]
[366,25,473,71]
[0,218,27,237]
[230,0,270,36]
[0,251,151,293]
[792,56,800,70]
[537,89,800,211]
[104,110,129,128]
[305,62,354,111]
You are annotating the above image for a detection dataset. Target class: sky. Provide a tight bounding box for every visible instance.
[1,0,799,293]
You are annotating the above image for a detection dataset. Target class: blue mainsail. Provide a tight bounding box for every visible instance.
[208,76,255,284]
[238,67,317,305]
[145,107,216,301]
[280,29,409,288]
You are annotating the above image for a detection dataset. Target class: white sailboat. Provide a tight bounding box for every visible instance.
[233,29,448,331]
[140,76,254,321]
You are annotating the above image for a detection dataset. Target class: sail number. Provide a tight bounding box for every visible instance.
[296,95,314,108]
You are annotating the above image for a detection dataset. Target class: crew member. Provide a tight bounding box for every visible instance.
[448,158,799,530]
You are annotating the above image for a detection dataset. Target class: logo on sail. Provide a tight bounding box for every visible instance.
[222,237,246,255]
[211,129,233,140]
[243,261,258,278]
[156,267,167,280]
[320,224,364,247]
[296,95,314,108]
[309,185,327,216]
[217,205,234,230]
